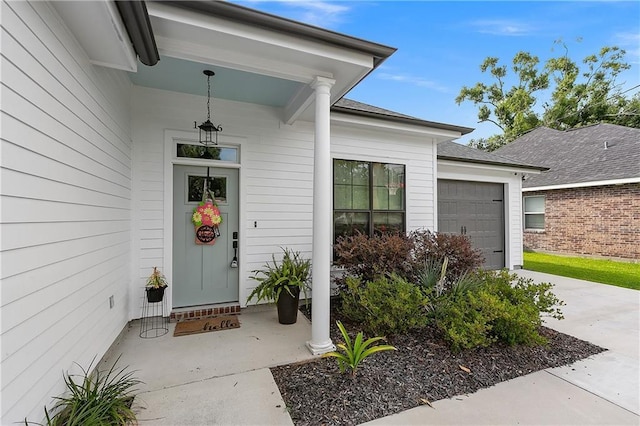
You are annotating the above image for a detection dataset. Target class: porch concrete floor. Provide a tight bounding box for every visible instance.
[101,304,315,425]
[102,272,640,425]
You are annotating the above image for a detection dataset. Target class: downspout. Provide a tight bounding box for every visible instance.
[115,0,160,66]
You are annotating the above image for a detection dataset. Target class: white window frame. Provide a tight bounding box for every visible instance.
[523,195,545,231]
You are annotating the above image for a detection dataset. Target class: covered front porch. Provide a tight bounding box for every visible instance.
[101,305,314,425]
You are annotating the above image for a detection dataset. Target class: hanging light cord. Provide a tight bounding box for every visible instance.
[207,73,211,121]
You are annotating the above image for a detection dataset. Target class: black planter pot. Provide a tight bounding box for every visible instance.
[277,286,300,324]
[146,286,166,303]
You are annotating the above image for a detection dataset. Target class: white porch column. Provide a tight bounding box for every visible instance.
[307,76,336,355]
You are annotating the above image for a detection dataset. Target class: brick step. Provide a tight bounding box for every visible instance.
[170,303,241,322]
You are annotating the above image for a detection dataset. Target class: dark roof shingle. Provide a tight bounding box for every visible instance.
[437,141,546,171]
[332,99,474,135]
[495,124,640,188]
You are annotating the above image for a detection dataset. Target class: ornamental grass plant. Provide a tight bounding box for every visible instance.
[27,356,140,426]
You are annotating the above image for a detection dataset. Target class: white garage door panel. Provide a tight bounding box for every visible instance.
[437,179,505,269]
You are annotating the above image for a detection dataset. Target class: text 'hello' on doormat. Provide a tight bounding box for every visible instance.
[173,316,240,337]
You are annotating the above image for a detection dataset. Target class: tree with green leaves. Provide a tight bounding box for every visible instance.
[543,44,631,129]
[456,52,548,151]
[457,43,637,151]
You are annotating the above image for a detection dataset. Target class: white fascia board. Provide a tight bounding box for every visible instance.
[523,177,640,192]
[438,159,543,175]
[149,3,373,69]
[331,113,463,139]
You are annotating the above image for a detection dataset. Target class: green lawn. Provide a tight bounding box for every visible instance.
[523,252,640,290]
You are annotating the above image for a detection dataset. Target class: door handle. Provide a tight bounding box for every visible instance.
[230,236,239,268]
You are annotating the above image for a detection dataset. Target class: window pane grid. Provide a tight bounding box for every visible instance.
[333,159,405,243]
[523,196,545,230]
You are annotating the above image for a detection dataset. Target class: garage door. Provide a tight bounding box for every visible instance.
[437,179,505,269]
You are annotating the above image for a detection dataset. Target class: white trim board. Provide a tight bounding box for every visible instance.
[523,177,640,192]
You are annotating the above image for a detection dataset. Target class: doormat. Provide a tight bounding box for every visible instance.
[173,315,240,337]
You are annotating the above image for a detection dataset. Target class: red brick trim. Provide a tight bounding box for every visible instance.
[170,304,241,322]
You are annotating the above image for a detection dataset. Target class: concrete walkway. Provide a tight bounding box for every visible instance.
[104,272,639,425]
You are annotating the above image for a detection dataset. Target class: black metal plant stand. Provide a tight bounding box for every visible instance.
[139,290,169,338]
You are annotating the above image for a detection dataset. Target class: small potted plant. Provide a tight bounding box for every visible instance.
[247,248,311,324]
[145,267,168,303]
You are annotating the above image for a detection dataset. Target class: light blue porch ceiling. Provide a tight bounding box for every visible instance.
[128,56,304,107]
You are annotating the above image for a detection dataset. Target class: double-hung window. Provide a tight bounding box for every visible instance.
[523,195,545,230]
[333,159,406,246]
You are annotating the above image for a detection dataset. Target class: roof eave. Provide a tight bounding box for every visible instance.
[152,0,397,65]
[332,106,474,135]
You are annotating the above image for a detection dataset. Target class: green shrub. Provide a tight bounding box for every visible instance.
[340,274,429,336]
[435,270,564,351]
[479,270,565,321]
[435,290,501,351]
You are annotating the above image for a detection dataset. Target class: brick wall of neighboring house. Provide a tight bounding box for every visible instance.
[524,183,640,260]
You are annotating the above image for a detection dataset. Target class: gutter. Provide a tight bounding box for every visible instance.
[115,0,160,66]
[437,155,549,172]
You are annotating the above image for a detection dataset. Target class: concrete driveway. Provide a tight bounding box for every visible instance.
[104,271,639,425]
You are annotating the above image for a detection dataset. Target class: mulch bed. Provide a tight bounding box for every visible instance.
[270,301,606,426]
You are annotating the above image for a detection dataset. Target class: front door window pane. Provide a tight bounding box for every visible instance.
[188,176,227,203]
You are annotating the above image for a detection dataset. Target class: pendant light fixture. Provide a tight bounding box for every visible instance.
[195,70,222,147]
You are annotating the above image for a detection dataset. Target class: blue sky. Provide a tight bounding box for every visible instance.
[234,1,640,144]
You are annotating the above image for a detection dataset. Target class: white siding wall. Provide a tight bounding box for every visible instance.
[437,161,525,269]
[0,2,132,423]
[130,87,439,315]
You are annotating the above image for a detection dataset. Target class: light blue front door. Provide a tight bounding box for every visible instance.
[173,165,239,307]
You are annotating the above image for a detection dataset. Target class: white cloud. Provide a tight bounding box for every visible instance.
[615,31,640,64]
[469,19,536,36]
[241,0,350,28]
[377,73,449,93]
